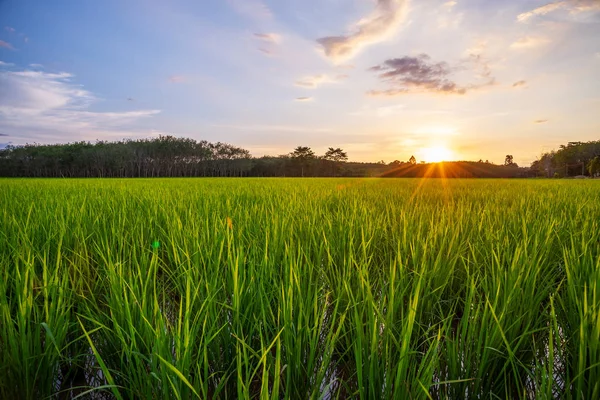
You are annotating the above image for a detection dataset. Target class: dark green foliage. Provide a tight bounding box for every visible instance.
[531,140,600,177]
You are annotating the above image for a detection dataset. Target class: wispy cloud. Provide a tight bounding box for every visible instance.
[294,74,347,88]
[168,75,186,83]
[254,33,281,44]
[227,0,272,20]
[534,119,549,124]
[253,33,281,57]
[367,54,494,96]
[317,0,410,62]
[510,36,550,49]
[258,48,275,56]
[211,123,332,133]
[0,40,14,50]
[512,80,527,88]
[295,97,313,102]
[350,104,406,117]
[4,27,15,33]
[517,0,600,22]
[0,66,161,142]
[0,61,14,66]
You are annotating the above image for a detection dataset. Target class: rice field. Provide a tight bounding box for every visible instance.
[0,178,599,399]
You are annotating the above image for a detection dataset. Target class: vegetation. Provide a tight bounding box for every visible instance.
[531,141,600,178]
[2,136,600,179]
[1,178,599,399]
[0,137,377,178]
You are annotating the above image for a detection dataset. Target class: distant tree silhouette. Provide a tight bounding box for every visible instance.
[505,155,514,166]
[291,146,316,177]
[323,147,348,177]
[409,155,416,165]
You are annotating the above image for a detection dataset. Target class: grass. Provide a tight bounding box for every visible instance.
[0,178,599,399]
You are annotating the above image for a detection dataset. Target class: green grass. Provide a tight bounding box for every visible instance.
[0,178,599,399]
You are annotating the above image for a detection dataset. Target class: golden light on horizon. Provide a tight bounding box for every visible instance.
[421,146,454,163]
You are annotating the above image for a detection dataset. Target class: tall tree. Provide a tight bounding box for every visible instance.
[323,147,348,177]
[588,156,600,177]
[505,155,514,166]
[409,155,416,165]
[291,146,316,177]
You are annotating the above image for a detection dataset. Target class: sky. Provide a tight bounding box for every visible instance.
[0,0,599,165]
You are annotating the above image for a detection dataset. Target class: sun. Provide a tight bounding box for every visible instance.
[421,146,453,163]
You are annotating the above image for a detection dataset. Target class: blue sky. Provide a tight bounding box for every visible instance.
[1,0,599,164]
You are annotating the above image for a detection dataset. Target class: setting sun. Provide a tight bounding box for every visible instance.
[421,146,454,163]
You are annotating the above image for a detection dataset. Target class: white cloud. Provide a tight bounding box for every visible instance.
[510,36,550,49]
[294,74,348,88]
[317,0,410,62]
[0,61,14,66]
[0,66,161,142]
[517,0,600,22]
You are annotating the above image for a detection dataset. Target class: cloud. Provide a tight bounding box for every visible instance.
[0,66,161,143]
[350,104,406,117]
[295,97,313,102]
[254,33,281,44]
[294,74,347,88]
[444,1,457,7]
[317,0,410,62]
[211,123,332,133]
[0,61,14,66]
[227,0,272,20]
[0,133,8,137]
[168,75,186,83]
[517,0,600,22]
[258,48,275,56]
[512,80,527,88]
[534,119,549,124]
[510,36,550,49]
[367,54,494,96]
[29,63,43,68]
[0,40,14,50]
[4,27,15,33]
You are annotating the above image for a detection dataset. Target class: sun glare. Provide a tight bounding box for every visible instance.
[421,146,453,162]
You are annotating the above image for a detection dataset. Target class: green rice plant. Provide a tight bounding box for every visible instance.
[0,178,598,399]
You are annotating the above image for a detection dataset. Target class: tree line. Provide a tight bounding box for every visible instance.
[530,141,600,178]
[1,136,598,178]
[0,136,380,178]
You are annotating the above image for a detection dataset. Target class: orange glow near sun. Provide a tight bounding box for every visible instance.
[421,146,454,162]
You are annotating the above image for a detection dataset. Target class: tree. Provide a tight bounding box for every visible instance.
[505,155,514,166]
[323,147,348,177]
[409,155,416,165]
[588,156,600,177]
[291,146,316,177]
